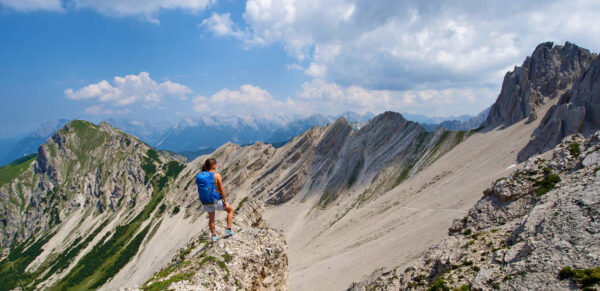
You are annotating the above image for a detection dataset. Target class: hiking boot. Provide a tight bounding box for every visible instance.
[211,235,219,241]
[225,229,234,236]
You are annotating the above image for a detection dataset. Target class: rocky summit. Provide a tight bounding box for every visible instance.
[485,42,596,129]
[141,198,288,291]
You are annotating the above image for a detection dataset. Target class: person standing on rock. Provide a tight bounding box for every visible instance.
[196,158,235,241]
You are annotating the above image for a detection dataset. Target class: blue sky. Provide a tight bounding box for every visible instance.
[1,0,599,138]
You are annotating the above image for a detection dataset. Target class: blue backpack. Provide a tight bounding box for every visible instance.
[196,171,221,204]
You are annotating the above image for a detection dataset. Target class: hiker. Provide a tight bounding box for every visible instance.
[196,158,235,241]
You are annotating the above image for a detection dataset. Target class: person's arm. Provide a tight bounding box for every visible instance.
[215,173,227,205]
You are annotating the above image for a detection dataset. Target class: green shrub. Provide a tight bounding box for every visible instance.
[155,175,169,191]
[569,142,581,158]
[534,174,561,196]
[146,149,161,163]
[172,205,180,215]
[428,276,450,291]
[559,266,600,288]
[141,158,157,184]
[164,161,185,179]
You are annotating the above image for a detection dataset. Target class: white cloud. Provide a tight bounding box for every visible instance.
[192,80,495,118]
[206,0,600,91]
[201,12,246,39]
[0,0,63,12]
[65,71,192,108]
[74,0,215,22]
[193,84,296,116]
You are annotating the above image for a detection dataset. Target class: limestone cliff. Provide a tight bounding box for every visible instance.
[485,42,596,128]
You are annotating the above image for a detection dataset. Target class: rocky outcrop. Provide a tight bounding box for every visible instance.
[518,54,600,161]
[350,131,600,290]
[141,198,289,290]
[485,42,596,128]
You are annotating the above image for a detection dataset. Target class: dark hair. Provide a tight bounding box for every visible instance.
[202,158,217,171]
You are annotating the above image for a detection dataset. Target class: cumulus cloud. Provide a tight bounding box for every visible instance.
[0,0,63,12]
[294,79,494,116]
[65,71,192,109]
[192,80,494,118]
[73,0,215,22]
[193,84,296,116]
[207,0,600,91]
[201,12,246,39]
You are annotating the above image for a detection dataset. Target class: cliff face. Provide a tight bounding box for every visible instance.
[518,55,600,161]
[485,42,596,128]
[349,131,600,290]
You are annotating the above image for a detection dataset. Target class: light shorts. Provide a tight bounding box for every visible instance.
[203,199,224,213]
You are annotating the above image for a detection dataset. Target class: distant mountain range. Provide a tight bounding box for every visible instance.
[421,107,491,131]
[1,110,486,165]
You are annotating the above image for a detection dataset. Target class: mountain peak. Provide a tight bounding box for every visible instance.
[485,41,596,128]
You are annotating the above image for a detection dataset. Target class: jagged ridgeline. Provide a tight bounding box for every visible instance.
[0,111,472,290]
[173,112,473,210]
[0,120,186,290]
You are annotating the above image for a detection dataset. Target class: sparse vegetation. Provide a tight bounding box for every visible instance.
[143,272,194,291]
[394,163,415,188]
[559,266,600,289]
[428,276,450,291]
[164,161,185,179]
[0,231,54,290]
[534,171,561,196]
[52,183,165,290]
[236,196,249,211]
[347,154,364,188]
[0,153,37,187]
[146,148,161,163]
[90,224,151,288]
[317,192,332,208]
[67,120,107,165]
[569,142,581,158]
[221,253,233,263]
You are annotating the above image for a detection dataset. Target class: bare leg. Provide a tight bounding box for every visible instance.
[208,211,216,236]
[224,205,234,229]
